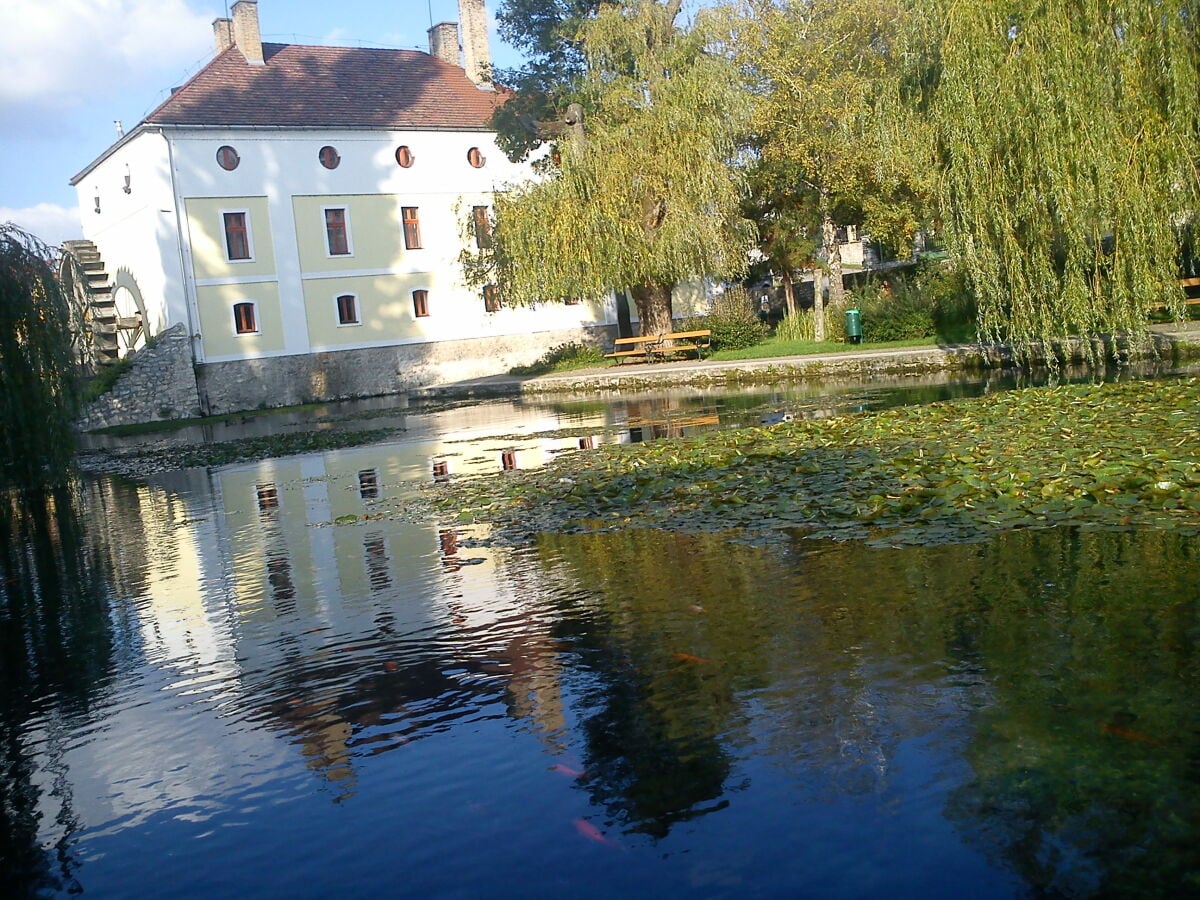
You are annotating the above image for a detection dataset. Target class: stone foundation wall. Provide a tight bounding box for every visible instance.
[77,324,203,431]
[197,325,613,415]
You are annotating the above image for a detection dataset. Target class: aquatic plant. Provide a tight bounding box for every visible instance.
[429,377,1200,546]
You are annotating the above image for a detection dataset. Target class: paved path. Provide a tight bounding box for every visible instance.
[414,322,1200,402]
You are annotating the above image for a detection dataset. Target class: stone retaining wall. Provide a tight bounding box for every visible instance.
[196,325,612,415]
[77,324,203,432]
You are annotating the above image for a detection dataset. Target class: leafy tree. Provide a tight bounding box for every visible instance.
[901,0,1200,358]
[490,0,603,161]
[470,0,755,336]
[0,226,83,492]
[737,0,930,339]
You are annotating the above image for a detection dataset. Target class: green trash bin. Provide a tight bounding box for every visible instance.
[845,308,863,344]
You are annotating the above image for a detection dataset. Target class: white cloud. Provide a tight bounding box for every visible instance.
[0,0,213,132]
[1,204,83,248]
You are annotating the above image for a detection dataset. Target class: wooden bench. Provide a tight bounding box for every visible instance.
[604,329,712,364]
[1148,277,1200,315]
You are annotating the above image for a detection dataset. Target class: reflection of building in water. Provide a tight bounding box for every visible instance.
[618,398,721,444]
[189,438,578,790]
[86,475,239,683]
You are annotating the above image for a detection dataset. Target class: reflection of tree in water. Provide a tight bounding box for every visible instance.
[539,525,1200,888]
[938,529,1200,897]
[0,486,117,895]
[536,530,795,838]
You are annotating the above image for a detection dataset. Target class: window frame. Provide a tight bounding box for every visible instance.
[401,206,422,250]
[233,300,259,336]
[216,145,240,171]
[221,209,254,262]
[467,147,485,168]
[483,284,502,313]
[318,145,341,169]
[412,288,429,318]
[395,145,414,168]
[323,205,353,257]
[472,205,492,249]
[335,293,360,327]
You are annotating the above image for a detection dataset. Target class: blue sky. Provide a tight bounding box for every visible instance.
[0,0,527,247]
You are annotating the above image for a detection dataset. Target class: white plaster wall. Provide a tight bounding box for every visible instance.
[163,127,617,361]
[76,131,188,337]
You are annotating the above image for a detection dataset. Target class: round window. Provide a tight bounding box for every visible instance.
[395,145,414,168]
[319,146,340,169]
[467,147,485,168]
[216,146,240,171]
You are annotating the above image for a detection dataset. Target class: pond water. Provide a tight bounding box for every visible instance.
[6,370,1200,897]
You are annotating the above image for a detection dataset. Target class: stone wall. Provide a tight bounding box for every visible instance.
[196,324,613,415]
[77,324,203,431]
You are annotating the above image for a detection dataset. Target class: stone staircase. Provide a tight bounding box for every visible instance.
[62,239,120,365]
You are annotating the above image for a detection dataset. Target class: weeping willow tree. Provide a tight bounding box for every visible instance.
[902,0,1200,358]
[0,226,83,492]
[469,0,754,336]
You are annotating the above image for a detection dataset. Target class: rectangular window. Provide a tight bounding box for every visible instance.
[223,211,251,261]
[325,207,350,256]
[401,206,422,249]
[483,284,501,313]
[233,301,258,335]
[336,293,359,326]
[472,205,492,249]
[412,289,429,318]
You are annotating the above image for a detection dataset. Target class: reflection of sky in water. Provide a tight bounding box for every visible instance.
[9,373,1200,897]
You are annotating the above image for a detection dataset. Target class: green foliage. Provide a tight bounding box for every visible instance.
[0,226,83,491]
[509,341,607,375]
[471,1,754,335]
[845,259,978,343]
[736,0,934,319]
[692,286,769,351]
[491,0,604,161]
[902,0,1200,358]
[774,307,847,344]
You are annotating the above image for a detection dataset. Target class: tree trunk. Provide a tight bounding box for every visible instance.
[813,270,826,342]
[781,276,796,318]
[821,204,845,310]
[630,282,674,336]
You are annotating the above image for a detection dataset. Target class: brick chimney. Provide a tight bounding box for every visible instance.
[427,21,459,68]
[231,0,265,65]
[459,0,492,85]
[213,17,234,54]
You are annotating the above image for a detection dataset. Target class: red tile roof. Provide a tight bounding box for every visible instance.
[144,44,506,130]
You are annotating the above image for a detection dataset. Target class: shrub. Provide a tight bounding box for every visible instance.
[693,285,769,351]
[82,357,134,403]
[845,258,977,343]
[509,341,605,376]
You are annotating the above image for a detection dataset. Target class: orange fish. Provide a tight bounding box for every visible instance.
[673,652,712,665]
[573,818,611,844]
[1099,721,1165,747]
[551,764,586,779]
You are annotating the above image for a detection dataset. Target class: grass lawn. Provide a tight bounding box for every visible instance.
[709,335,948,362]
